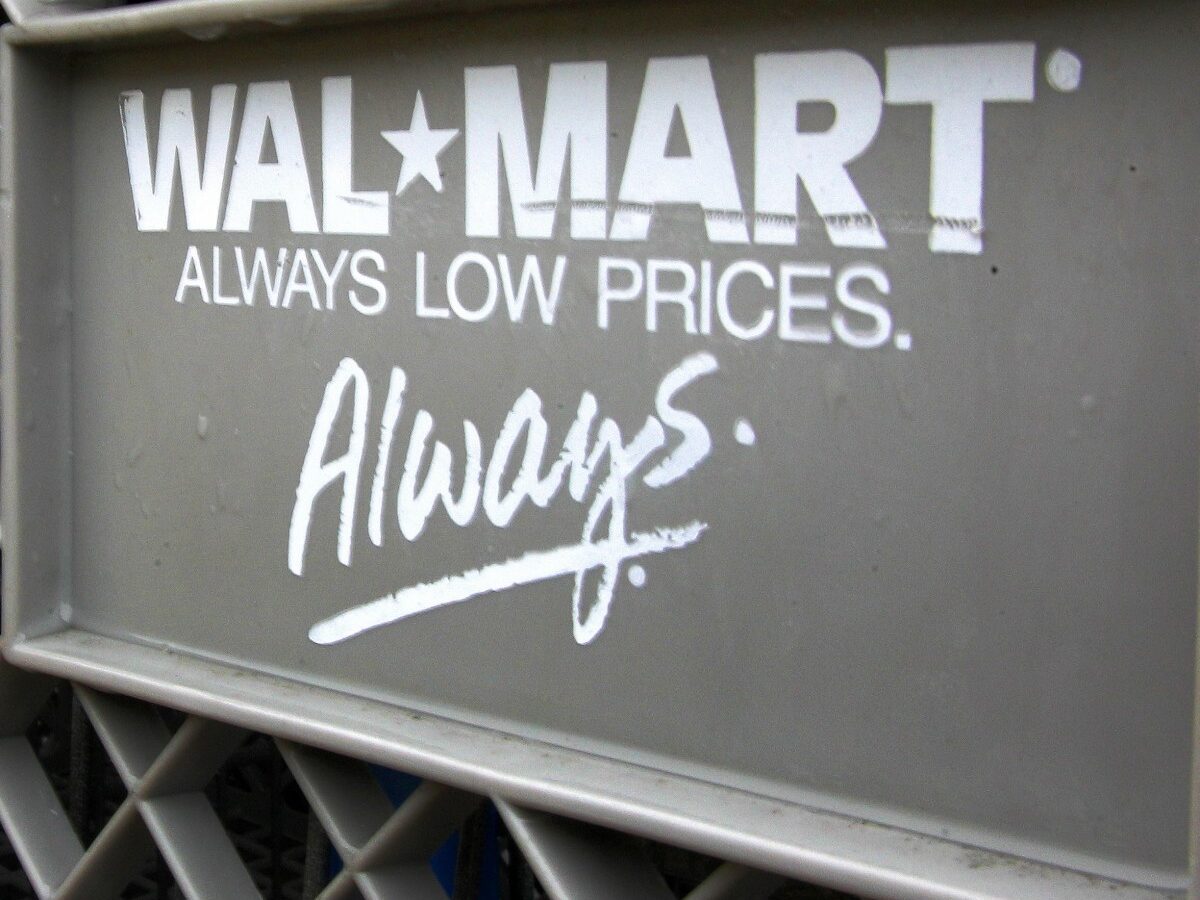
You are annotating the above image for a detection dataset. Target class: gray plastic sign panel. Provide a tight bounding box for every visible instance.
[3,1,1197,897]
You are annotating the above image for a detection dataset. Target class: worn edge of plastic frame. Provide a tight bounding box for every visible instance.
[1191,481,1200,900]
[0,12,1196,900]
[0,0,590,44]
[1,628,1188,900]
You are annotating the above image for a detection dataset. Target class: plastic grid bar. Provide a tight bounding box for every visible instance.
[0,660,791,900]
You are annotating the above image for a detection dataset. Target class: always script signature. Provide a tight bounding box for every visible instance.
[288,353,720,645]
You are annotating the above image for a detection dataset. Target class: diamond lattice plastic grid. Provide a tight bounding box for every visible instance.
[0,661,848,900]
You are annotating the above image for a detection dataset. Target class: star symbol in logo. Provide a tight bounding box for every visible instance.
[380,92,460,196]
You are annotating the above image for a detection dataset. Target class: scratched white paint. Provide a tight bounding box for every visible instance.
[115,40,1079,648]
[120,85,236,231]
[121,43,1047,254]
[174,246,387,310]
[885,43,1036,254]
[292,354,719,643]
[223,81,319,234]
[322,77,389,234]
[288,358,369,576]
[399,410,483,539]
[610,57,748,244]
[754,51,886,249]
[465,62,608,239]
[368,367,407,547]
[643,353,718,487]
[381,91,460,196]
[308,522,705,645]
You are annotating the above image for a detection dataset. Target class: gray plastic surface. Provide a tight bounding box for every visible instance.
[2,0,1197,897]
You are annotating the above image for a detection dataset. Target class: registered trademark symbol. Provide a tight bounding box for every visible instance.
[628,565,648,588]
[734,419,757,447]
[1046,49,1082,92]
